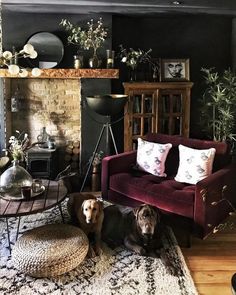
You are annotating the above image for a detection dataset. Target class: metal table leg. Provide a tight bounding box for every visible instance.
[15,216,21,241]
[4,217,21,255]
[5,218,11,255]
[58,203,65,223]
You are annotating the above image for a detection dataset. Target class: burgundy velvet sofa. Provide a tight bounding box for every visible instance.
[101,133,236,239]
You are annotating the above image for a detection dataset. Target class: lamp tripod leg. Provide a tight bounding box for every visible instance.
[80,124,106,192]
[108,124,118,154]
[105,122,110,155]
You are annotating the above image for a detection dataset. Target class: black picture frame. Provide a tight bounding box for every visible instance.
[160,58,190,82]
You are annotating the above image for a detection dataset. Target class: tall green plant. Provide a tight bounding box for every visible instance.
[199,68,236,142]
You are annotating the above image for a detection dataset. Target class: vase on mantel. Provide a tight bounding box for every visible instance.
[74,54,84,69]
[88,49,102,69]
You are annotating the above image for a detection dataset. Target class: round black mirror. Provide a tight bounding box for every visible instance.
[86,95,128,116]
[26,32,64,68]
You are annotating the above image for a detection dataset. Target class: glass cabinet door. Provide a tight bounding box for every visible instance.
[144,96,153,113]
[133,95,141,113]
[126,90,158,151]
[159,91,183,135]
[132,117,141,135]
[124,82,192,152]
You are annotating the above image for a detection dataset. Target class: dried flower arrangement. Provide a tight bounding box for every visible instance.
[117,44,152,70]
[60,17,108,57]
[92,151,104,166]
[3,130,30,161]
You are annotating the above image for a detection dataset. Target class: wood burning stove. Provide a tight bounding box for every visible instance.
[26,147,58,179]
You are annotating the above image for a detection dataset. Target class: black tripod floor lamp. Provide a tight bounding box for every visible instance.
[80,94,128,192]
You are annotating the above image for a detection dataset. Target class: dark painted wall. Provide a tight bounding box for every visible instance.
[3,11,112,68]
[2,12,234,170]
[232,18,236,70]
[112,15,233,139]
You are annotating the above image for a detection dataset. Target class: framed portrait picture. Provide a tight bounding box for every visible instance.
[160,58,190,82]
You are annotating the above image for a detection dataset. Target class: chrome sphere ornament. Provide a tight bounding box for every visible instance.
[86,94,128,116]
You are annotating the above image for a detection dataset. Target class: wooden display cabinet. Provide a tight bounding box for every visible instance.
[123,82,193,151]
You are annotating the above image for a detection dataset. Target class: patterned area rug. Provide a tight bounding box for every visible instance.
[0,200,198,295]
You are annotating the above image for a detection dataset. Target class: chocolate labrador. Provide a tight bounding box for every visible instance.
[102,204,178,275]
[102,204,163,257]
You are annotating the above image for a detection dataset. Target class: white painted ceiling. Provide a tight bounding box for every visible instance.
[2,0,236,16]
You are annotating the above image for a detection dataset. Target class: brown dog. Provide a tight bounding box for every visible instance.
[67,193,104,257]
[102,204,178,275]
[102,204,162,256]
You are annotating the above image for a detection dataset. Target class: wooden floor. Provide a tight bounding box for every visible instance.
[181,219,236,295]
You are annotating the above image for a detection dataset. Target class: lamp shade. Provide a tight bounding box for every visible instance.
[86,94,128,116]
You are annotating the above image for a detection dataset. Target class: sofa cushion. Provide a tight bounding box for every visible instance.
[136,138,172,177]
[109,172,195,218]
[174,144,216,184]
[145,133,231,173]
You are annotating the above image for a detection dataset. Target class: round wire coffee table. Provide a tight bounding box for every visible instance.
[0,179,68,254]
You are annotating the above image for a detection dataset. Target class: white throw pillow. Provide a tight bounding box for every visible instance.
[175,144,216,184]
[136,138,172,177]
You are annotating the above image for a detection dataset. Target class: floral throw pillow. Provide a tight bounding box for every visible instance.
[136,138,172,177]
[175,144,216,184]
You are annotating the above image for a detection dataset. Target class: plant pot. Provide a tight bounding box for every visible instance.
[129,67,137,82]
[91,164,101,191]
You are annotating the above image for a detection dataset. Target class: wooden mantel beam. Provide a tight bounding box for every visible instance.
[0,68,119,79]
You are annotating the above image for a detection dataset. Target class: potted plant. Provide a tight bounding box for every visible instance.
[199,67,236,149]
[60,17,108,68]
[5,130,30,162]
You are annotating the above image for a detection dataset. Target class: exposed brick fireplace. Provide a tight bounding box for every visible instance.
[8,78,82,145]
[1,69,119,175]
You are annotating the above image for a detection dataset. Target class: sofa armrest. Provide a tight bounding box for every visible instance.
[194,163,236,238]
[101,151,137,199]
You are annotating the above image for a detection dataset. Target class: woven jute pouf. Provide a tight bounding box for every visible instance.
[12,223,89,278]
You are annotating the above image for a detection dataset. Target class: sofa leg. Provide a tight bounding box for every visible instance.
[185,233,192,248]
[163,214,192,247]
[174,229,192,248]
